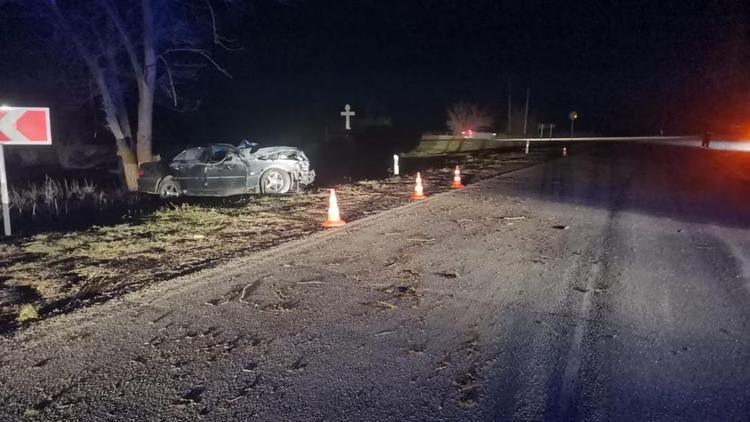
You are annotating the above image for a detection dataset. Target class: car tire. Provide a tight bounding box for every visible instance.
[260,169,292,195]
[158,177,181,198]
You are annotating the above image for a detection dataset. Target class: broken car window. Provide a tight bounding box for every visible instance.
[207,145,234,163]
[175,148,206,162]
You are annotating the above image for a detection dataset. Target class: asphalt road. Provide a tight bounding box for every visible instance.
[1,144,749,421]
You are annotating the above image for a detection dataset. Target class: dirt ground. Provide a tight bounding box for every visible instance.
[0,148,560,333]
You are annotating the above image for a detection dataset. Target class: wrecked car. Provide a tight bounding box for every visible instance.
[138,143,315,198]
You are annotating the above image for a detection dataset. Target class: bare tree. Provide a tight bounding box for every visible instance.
[6,0,241,190]
[446,102,494,136]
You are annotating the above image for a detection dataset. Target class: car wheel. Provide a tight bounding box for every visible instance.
[158,177,181,198]
[260,169,292,194]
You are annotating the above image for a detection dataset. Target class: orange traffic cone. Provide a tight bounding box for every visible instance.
[322,189,346,227]
[451,165,464,189]
[410,172,427,200]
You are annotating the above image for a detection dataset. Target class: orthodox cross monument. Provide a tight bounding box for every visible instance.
[340,104,356,131]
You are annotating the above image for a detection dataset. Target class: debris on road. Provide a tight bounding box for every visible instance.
[174,386,205,406]
[368,301,397,310]
[295,280,325,286]
[239,280,262,304]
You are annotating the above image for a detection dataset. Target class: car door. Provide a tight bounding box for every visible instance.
[204,148,247,195]
[169,148,208,195]
[179,162,209,194]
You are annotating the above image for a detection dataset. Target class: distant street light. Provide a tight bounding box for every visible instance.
[569,111,579,137]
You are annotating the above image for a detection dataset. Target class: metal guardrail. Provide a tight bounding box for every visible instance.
[407,135,750,157]
[484,136,699,142]
[487,136,750,152]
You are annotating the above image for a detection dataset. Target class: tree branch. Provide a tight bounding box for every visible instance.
[45,1,127,141]
[205,0,243,51]
[91,22,134,140]
[158,55,178,107]
[162,48,232,78]
[102,0,143,78]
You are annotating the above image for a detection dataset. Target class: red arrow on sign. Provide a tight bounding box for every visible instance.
[0,107,52,145]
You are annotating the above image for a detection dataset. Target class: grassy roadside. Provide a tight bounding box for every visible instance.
[0,148,559,333]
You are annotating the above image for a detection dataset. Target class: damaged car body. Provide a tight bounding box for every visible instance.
[138,143,316,198]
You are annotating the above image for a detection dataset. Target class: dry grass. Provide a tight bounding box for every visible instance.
[1,176,143,236]
[16,304,38,322]
[8,177,121,217]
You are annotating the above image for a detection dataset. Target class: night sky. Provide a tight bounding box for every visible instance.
[1,0,749,149]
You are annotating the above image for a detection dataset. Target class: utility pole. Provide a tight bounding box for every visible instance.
[507,79,512,136]
[523,87,530,136]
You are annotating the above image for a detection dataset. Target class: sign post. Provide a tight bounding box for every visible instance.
[0,145,10,236]
[0,106,52,236]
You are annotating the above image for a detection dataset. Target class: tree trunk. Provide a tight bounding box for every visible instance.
[116,138,139,192]
[48,2,139,191]
[91,65,138,191]
[136,84,154,164]
[90,67,139,191]
[105,48,134,142]
[136,0,157,165]
[89,56,139,192]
